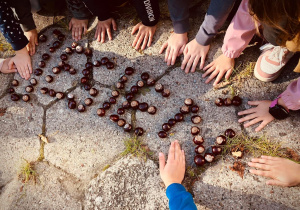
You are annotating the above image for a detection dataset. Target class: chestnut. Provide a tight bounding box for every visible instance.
[103,102,111,109]
[191,126,200,135]
[211,146,222,155]
[81,77,89,84]
[147,106,157,115]
[168,119,176,126]
[106,62,114,69]
[82,69,91,76]
[158,131,167,138]
[97,108,105,117]
[93,60,101,67]
[22,94,30,102]
[141,72,150,81]
[34,68,43,76]
[84,48,92,56]
[42,53,50,60]
[224,98,232,106]
[155,83,164,92]
[11,79,19,86]
[110,114,119,122]
[138,103,148,112]
[39,34,47,42]
[11,93,20,101]
[122,101,131,109]
[25,85,34,93]
[64,64,71,71]
[191,105,199,113]
[117,119,126,127]
[56,92,65,99]
[232,96,242,106]
[184,98,193,106]
[193,135,204,145]
[136,80,144,88]
[191,115,201,124]
[49,89,56,97]
[116,82,125,89]
[75,45,83,54]
[101,57,109,65]
[174,113,184,122]
[119,75,128,83]
[67,93,75,100]
[89,88,98,97]
[162,123,171,132]
[30,78,37,86]
[58,34,65,41]
[130,100,139,109]
[60,54,68,61]
[180,105,190,114]
[147,78,155,86]
[38,61,46,68]
[71,42,78,49]
[162,89,170,97]
[124,124,132,132]
[215,98,224,106]
[58,61,66,68]
[52,41,61,49]
[224,129,236,138]
[65,47,73,54]
[111,90,119,98]
[68,100,76,109]
[45,75,54,83]
[125,93,134,101]
[49,47,55,53]
[69,68,77,75]
[130,86,138,94]
[109,97,117,104]
[52,67,61,74]
[134,127,144,136]
[85,62,93,70]
[117,108,125,115]
[84,84,92,91]
[40,87,48,94]
[216,135,227,145]
[77,104,86,112]
[53,29,61,36]
[204,153,215,163]
[84,98,93,106]
[195,145,205,154]
[194,155,205,166]
[7,87,15,94]
[125,67,134,75]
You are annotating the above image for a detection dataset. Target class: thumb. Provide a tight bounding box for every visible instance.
[112,19,117,31]
[159,152,166,173]
[8,59,14,69]
[266,179,288,187]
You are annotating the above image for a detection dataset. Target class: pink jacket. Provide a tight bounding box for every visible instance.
[281,79,300,110]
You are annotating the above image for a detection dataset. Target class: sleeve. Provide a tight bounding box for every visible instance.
[0,59,4,71]
[281,78,300,111]
[66,0,92,20]
[131,0,160,27]
[0,1,28,51]
[9,0,36,32]
[82,0,111,21]
[221,0,258,58]
[196,0,237,46]
[166,183,197,210]
[167,0,191,34]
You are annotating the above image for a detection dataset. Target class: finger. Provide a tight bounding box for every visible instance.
[171,47,179,65]
[241,114,260,126]
[167,48,174,66]
[112,19,117,30]
[238,108,257,117]
[165,46,170,62]
[83,25,87,35]
[205,68,219,84]
[8,59,14,70]
[261,156,280,161]
[181,52,190,70]
[78,27,82,40]
[250,157,271,164]
[248,162,271,171]
[25,64,30,80]
[107,27,112,41]
[249,169,271,178]
[159,42,168,54]
[131,24,139,35]
[95,27,98,39]
[69,20,72,31]
[159,152,166,173]
[203,61,214,71]
[101,29,105,43]
[225,68,233,80]
[202,65,215,78]
[168,142,175,161]
[135,33,144,50]
[255,120,270,132]
[243,117,262,128]
[141,33,149,50]
[132,32,140,47]
[174,140,181,161]
[213,70,225,86]
[31,41,36,55]
[248,101,261,106]
[199,54,206,70]
[266,179,289,187]
[179,44,185,55]
[147,31,153,47]
[185,56,195,73]
[35,36,38,46]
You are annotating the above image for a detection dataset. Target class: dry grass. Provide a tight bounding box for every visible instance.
[18,159,38,184]
[0,33,14,57]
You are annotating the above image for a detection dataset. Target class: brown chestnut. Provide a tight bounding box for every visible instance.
[122,101,131,109]
[106,62,114,69]
[93,60,101,67]
[56,92,64,99]
[52,41,61,49]
[193,135,204,145]
[69,68,77,75]
[25,85,34,93]
[211,146,222,155]
[147,78,155,86]
[232,96,242,106]
[109,97,117,104]
[84,98,93,106]
[49,47,55,53]
[57,34,65,41]
[39,34,47,42]
[30,78,37,86]
[40,87,48,94]
[134,127,144,136]
[125,67,134,75]
[52,67,61,74]
[11,93,20,101]
[85,62,93,70]
[125,93,134,101]
[64,64,71,71]
[184,98,193,106]
[194,155,205,166]
[81,77,89,84]
[168,119,176,126]
[204,153,215,163]
[38,61,46,68]
[75,45,83,54]
[158,131,167,138]
[68,100,76,109]
[124,124,132,132]
[130,100,139,109]
[117,108,125,115]
[84,84,92,90]
[174,113,184,122]
[82,69,91,76]
[34,68,43,76]
[117,119,126,127]
[130,86,139,94]
[84,48,93,56]
[224,98,232,106]
[67,93,75,100]
[45,75,54,83]
[224,129,236,138]
[147,106,157,115]
[216,135,227,145]
[65,47,73,54]
[191,115,201,124]
[60,54,68,61]
[103,102,111,109]
[136,80,144,88]
[110,114,119,122]
[11,79,19,86]
[119,75,128,83]
[180,105,190,114]
[90,88,98,97]
[71,42,78,49]
[162,89,170,97]
[22,94,30,102]
[49,89,56,97]
[97,108,105,117]
[141,72,150,81]
[53,29,61,36]
[195,145,205,154]
[191,126,200,135]
[116,82,125,89]
[111,90,119,98]
[162,123,171,132]
[7,87,15,94]
[77,104,86,112]
[58,60,65,68]
[101,57,109,65]
[191,105,199,113]
[138,103,148,112]
[155,83,164,92]
[42,53,50,60]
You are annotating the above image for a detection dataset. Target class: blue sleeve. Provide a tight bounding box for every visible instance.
[0,1,28,51]
[167,0,191,34]
[166,183,197,210]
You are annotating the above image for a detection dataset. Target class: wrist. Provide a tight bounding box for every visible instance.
[15,47,28,55]
[278,98,289,111]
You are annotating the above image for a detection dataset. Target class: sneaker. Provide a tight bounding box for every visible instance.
[254,43,294,82]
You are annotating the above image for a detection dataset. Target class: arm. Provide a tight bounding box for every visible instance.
[166,184,197,210]
[66,0,92,20]
[168,0,190,34]
[280,78,300,110]
[131,0,160,27]
[82,0,111,21]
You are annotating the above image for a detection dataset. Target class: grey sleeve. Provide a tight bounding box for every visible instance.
[168,0,191,34]
[196,0,237,46]
[66,0,92,20]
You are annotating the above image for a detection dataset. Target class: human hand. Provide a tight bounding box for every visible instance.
[238,100,274,132]
[181,39,210,73]
[159,32,188,66]
[0,58,17,74]
[69,18,88,41]
[131,22,156,50]
[203,54,235,86]
[159,140,186,188]
[95,18,117,43]
[248,156,300,187]
[24,29,38,56]
[8,47,32,80]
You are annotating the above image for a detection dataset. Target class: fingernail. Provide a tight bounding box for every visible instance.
[159,152,163,157]
[238,119,241,122]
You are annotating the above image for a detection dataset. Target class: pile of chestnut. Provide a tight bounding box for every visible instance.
[215,96,242,107]
[194,128,236,166]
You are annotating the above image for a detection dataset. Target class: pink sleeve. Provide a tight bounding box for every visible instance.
[281,78,300,111]
[222,0,258,58]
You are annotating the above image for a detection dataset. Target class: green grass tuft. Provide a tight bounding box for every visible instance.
[121,136,153,161]
[18,159,38,184]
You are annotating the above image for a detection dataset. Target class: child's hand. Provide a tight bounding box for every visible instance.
[95,18,117,43]
[238,100,274,132]
[0,58,17,74]
[203,54,234,86]
[181,39,210,73]
[131,22,156,50]
[248,156,300,187]
[24,29,38,56]
[159,140,186,188]
[8,47,32,80]
[159,32,188,66]
[69,18,88,41]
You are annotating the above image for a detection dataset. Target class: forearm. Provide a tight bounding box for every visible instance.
[82,0,111,21]
[132,0,160,26]
[168,0,190,33]
[280,78,300,111]
[66,0,92,20]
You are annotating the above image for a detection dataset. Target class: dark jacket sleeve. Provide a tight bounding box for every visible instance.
[166,184,197,210]
[0,1,28,51]
[9,0,36,32]
[196,0,237,46]
[168,0,191,34]
[131,0,160,26]
[66,0,92,20]
[82,0,111,21]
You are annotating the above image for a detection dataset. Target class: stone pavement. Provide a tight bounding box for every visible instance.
[0,1,300,209]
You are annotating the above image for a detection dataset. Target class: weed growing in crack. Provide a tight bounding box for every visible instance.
[121,136,153,161]
[102,164,110,171]
[18,159,38,184]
